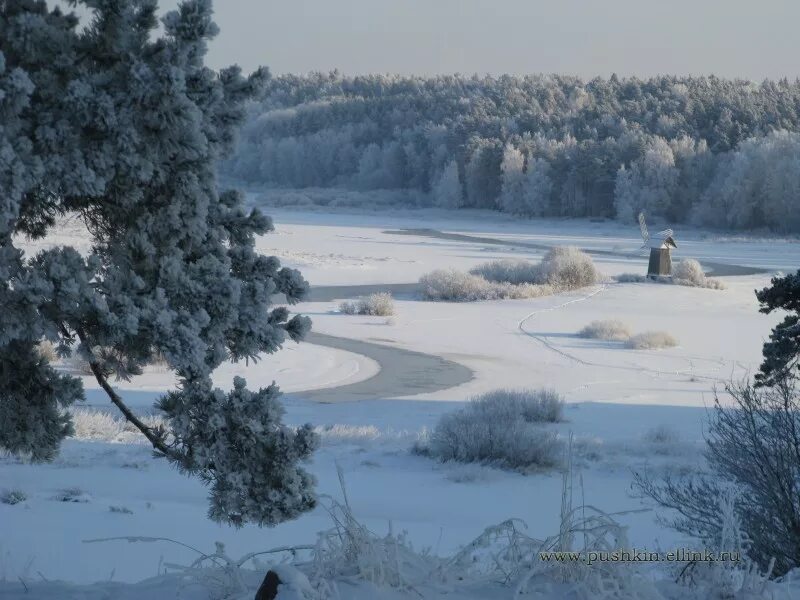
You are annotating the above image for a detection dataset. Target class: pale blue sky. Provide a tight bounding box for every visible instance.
[64,1,800,79]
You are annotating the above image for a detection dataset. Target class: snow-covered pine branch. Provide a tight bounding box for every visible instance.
[0,0,316,526]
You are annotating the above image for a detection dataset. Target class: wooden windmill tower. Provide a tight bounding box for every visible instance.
[638,212,677,278]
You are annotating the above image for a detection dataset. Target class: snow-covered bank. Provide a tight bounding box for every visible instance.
[0,399,708,585]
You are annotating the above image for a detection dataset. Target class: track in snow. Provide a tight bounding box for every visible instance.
[515,283,739,393]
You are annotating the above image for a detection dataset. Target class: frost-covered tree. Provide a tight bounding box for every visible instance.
[0,0,316,526]
[464,139,502,209]
[497,144,525,213]
[698,131,800,231]
[431,160,462,208]
[220,71,800,231]
[520,158,553,217]
[613,165,638,222]
[613,137,678,222]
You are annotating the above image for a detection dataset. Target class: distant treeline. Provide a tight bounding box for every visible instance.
[223,72,800,232]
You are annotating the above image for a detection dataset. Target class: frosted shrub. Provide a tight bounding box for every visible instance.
[537,246,599,290]
[421,248,597,302]
[419,269,553,301]
[419,269,496,301]
[635,378,800,576]
[626,331,678,349]
[474,388,565,423]
[578,319,632,342]
[429,415,561,471]
[422,388,564,471]
[672,258,705,285]
[338,301,358,315]
[0,489,27,505]
[361,292,393,316]
[673,258,726,289]
[339,293,395,316]
[469,259,541,285]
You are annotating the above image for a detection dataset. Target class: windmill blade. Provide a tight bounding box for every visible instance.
[638,212,649,243]
[655,228,673,239]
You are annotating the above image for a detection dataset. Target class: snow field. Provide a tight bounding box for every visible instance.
[3,208,798,597]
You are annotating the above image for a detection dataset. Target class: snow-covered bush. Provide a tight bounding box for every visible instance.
[578,319,633,342]
[426,412,562,470]
[420,269,497,301]
[673,258,726,289]
[635,378,800,576]
[421,248,598,302]
[420,389,564,471]
[536,246,599,290]
[419,269,553,301]
[339,292,395,316]
[469,259,541,285]
[473,388,565,423]
[0,488,27,505]
[673,258,706,284]
[0,1,316,526]
[626,331,678,349]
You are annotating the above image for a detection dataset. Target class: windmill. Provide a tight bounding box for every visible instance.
[638,211,676,279]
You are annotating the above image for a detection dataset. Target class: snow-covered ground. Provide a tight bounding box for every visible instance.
[3,206,798,598]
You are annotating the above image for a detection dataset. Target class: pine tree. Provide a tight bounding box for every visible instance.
[0,0,317,526]
[755,270,800,387]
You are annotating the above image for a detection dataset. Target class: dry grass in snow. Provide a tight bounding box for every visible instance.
[69,409,168,444]
[626,331,679,350]
[578,319,632,342]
